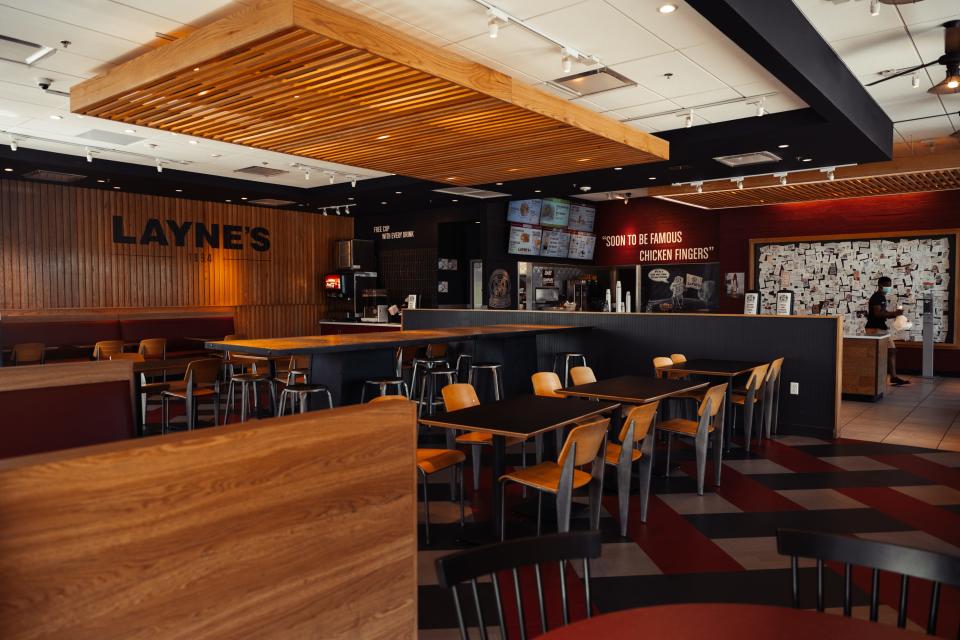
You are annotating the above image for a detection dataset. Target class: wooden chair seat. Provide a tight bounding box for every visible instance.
[674,388,707,400]
[141,382,171,394]
[454,431,523,447]
[162,386,216,401]
[417,448,466,475]
[604,441,642,465]
[731,392,760,405]
[657,417,716,436]
[499,462,593,494]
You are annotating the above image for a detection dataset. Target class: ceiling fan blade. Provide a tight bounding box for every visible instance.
[945,20,960,56]
[865,60,938,86]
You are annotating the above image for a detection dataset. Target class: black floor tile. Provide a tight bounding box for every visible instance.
[748,469,931,490]
[683,508,911,539]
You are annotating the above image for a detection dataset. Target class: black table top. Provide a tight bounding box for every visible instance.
[668,359,765,376]
[419,395,619,438]
[558,376,709,404]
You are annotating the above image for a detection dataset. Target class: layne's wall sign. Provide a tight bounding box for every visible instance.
[600,230,714,262]
[112,216,270,252]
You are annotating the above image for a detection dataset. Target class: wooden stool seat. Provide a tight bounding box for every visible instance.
[658,417,716,437]
[500,462,593,493]
[417,448,466,475]
[604,441,642,465]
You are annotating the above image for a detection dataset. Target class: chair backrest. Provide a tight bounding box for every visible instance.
[110,353,145,362]
[184,358,222,387]
[442,383,480,412]
[532,371,564,397]
[11,343,45,365]
[569,366,596,386]
[619,401,659,443]
[558,419,608,468]
[669,353,687,364]
[368,395,409,404]
[434,531,602,639]
[698,383,728,417]
[767,356,785,383]
[652,356,673,378]
[426,343,448,358]
[137,338,167,359]
[93,340,125,361]
[776,528,960,635]
[744,364,770,393]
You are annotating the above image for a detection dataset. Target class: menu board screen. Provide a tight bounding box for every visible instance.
[568,231,597,260]
[506,199,542,225]
[507,224,543,256]
[540,229,571,258]
[539,198,570,228]
[567,204,596,232]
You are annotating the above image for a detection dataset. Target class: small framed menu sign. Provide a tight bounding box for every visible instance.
[743,291,759,315]
[775,290,795,316]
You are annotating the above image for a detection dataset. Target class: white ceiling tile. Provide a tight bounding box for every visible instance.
[895,114,956,141]
[793,0,904,41]
[102,0,249,27]
[0,80,69,109]
[873,91,946,121]
[896,1,960,27]
[617,98,679,119]
[24,50,107,80]
[525,0,672,65]
[672,87,743,109]
[859,71,933,103]
[449,28,560,83]
[613,51,727,98]
[680,39,776,87]
[0,0,183,44]
[486,0,587,21]
[605,0,719,50]
[828,27,919,77]
[910,19,957,69]
[571,83,664,111]
[357,0,487,45]
[732,79,806,109]
[0,5,146,63]
[635,111,710,132]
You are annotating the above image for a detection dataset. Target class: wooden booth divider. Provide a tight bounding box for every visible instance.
[0,400,418,639]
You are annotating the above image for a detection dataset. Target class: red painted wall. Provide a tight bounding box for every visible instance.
[594,189,960,374]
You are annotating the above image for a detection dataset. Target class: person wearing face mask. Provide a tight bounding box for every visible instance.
[865,276,909,386]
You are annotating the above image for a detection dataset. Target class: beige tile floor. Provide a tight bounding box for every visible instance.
[839,376,960,451]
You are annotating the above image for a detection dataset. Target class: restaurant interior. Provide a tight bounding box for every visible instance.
[1,0,960,638]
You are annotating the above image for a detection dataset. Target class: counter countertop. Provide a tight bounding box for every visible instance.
[843,333,891,340]
[318,320,399,326]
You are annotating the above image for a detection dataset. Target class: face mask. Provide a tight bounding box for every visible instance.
[882,286,892,294]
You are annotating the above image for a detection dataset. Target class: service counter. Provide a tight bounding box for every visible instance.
[841,334,889,401]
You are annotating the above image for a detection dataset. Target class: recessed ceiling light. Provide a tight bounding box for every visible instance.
[175,189,182,192]
[381,201,388,205]
[294,94,300,99]
[534,189,541,193]
[113,186,120,189]
[377,134,390,140]
[193,67,200,72]
[49,114,62,120]
[241,197,248,200]
[97,179,106,183]
[613,167,623,171]
[210,153,221,158]
[225,199,232,202]
[188,140,198,145]
[577,158,590,162]
[395,191,402,194]
[3,167,13,172]
[648,176,656,180]
[198,90,208,96]
[452,199,459,202]
[124,128,135,134]
[658,4,677,14]
[778,144,790,149]
[801,157,812,162]
[348,197,355,201]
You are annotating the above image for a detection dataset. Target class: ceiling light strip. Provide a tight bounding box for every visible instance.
[0,129,191,166]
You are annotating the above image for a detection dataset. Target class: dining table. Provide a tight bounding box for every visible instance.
[539,603,925,639]
[418,395,619,541]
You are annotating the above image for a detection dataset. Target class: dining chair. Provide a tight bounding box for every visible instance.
[11,342,45,365]
[93,339,125,360]
[499,419,607,541]
[776,528,960,636]
[657,383,727,495]
[604,401,659,535]
[370,395,464,545]
[161,358,221,432]
[434,530,602,640]
[731,363,769,453]
[111,352,170,430]
[663,353,707,416]
[137,338,167,360]
[532,371,566,456]
[764,357,785,437]
[569,366,596,386]
[443,383,526,492]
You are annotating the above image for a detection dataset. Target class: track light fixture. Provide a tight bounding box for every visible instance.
[156,158,163,173]
[9,137,17,151]
[731,177,744,190]
[870,0,879,16]
[912,71,920,89]
[685,109,694,128]
[692,181,703,194]
[487,7,508,38]
[350,176,357,188]
[821,167,836,181]
[775,172,787,186]
[328,172,336,185]
[84,146,92,162]
[756,95,766,117]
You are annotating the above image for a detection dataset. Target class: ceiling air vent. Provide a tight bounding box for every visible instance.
[77,129,146,146]
[0,35,55,66]
[22,169,86,183]
[552,67,635,97]
[433,186,510,199]
[234,166,290,177]
[714,151,782,167]
[248,198,297,207]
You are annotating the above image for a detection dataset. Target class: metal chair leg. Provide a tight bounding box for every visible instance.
[419,467,430,546]
[240,383,249,423]
[324,389,333,409]
[499,480,507,541]
[471,445,481,491]
[665,432,673,474]
[536,492,543,536]
[457,464,465,526]
[714,411,725,488]
[298,391,308,414]
[617,458,632,537]
[223,380,234,425]
[694,427,709,496]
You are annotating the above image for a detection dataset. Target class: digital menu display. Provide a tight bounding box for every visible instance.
[506,199,542,225]
[507,224,543,256]
[568,231,597,260]
[567,204,596,232]
[540,229,571,258]
[539,198,570,228]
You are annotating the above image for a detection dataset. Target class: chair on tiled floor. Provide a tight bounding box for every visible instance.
[604,401,659,535]
[731,363,769,453]
[657,383,728,495]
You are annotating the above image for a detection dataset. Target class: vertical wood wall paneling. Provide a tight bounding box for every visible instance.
[0,179,353,338]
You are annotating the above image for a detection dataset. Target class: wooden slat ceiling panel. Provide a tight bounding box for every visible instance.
[72,0,668,185]
[659,169,960,209]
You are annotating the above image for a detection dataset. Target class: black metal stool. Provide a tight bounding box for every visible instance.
[418,367,457,418]
[361,377,410,402]
[553,352,587,387]
[467,361,505,402]
[411,355,449,400]
[223,371,275,423]
[277,383,333,415]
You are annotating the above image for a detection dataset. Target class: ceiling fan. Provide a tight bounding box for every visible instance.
[865,19,960,94]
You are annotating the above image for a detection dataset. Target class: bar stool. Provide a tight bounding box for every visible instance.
[553,352,587,387]
[361,377,409,402]
[277,382,333,415]
[410,343,449,400]
[223,367,275,424]
[467,361,504,402]
[418,367,457,418]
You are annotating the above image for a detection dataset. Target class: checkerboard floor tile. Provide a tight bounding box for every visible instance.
[417,414,960,638]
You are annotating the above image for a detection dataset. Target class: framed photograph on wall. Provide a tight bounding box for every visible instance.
[744,291,759,315]
[725,272,745,298]
[776,290,794,316]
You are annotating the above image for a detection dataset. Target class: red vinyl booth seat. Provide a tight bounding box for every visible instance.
[0,380,135,459]
[119,316,235,355]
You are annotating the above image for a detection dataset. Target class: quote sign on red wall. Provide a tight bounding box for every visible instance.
[599,230,714,263]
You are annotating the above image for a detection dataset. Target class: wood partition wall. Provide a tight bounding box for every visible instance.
[0,401,418,639]
[0,178,353,338]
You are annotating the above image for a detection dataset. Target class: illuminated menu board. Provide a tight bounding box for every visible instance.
[506,199,542,225]
[507,224,543,256]
[568,204,596,232]
[539,198,570,228]
[540,229,571,258]
[568,231,597,260]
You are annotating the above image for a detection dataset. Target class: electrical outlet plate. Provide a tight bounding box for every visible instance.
[789,382,799,395]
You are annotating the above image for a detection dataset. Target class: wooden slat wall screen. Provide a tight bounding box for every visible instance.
[0,401,418,639]
[0,179,352,338]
